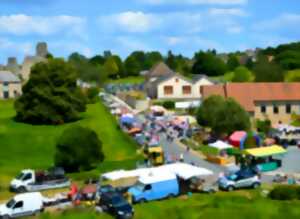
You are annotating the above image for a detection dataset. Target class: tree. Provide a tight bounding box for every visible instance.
[124,56,140,76]
[232,66,253,82]
[15,58,87,125]
[144,51,163,69]
[197,96,250,136]
[256,119,271,135]
[104,57,119,79]
[253,55,284,82]
[192,51,227,76]
[227,54,240,71]
[55,126,104,172]
[68,52,107,84]
[89,55,105,66]
[111,55,125,78]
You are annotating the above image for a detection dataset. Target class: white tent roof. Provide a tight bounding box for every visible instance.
[102,168,151,181]
[139,171,176,184]
[175,101,201,109]
[150,105,166,112]
[102,163,213,182]
[209,140,233,150]
[160,163,213,180]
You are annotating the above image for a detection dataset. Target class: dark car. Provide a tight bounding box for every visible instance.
[98,192,134,219]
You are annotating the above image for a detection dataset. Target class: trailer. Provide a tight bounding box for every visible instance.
[10,167,70,193]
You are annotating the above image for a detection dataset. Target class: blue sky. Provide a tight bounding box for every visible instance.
[0,0,299,63]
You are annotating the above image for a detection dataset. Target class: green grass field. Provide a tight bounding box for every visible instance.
[106,76,145,84]
[39,191,300,219]
[0,100,140,198]
[285,69,300,82]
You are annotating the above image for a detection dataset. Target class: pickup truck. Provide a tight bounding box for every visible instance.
[10,167,70,193]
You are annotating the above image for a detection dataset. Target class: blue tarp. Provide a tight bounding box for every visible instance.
[120,115,135,125]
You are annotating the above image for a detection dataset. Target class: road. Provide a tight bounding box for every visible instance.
[159,134,225,174]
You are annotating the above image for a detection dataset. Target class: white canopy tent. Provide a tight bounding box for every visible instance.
[209,140,233,150]
[101,163,213,182]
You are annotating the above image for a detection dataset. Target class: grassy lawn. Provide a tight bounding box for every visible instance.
[107,76,145,84]
[285,69,300,82]
[39,191,300,219]
[0,100,140,198]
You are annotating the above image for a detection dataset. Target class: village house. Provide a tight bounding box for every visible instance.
[0,70,22,99]
[202,83,300,124]
[145,62,215,100]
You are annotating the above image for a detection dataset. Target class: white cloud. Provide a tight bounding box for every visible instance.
[99,11,161,33]
[0,14,86,37]
[99,10,244,35]
[254,13,300,31]
[140,0,247,5]
[208,8,247,17]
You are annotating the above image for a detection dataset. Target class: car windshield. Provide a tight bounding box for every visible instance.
[16,172,25,180]
[227,174,238,181]
[6,199,16,208]
[112,196,128,207]
[135,182,145,191]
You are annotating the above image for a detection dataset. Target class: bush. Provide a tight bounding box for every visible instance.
[55,126,104,173]
[162,101,175,109]
[269,185,300,200]
[86,87,100,104]
[256,119,271,134]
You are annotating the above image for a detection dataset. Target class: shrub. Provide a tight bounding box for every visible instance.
[162,101,175,109]
[256,119,271,134]
[86,87,100,103]
[55,126,104,173]
[269,185,300,200]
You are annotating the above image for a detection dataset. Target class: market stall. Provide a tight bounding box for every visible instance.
[244,145,287,172]
[206,141,235,165]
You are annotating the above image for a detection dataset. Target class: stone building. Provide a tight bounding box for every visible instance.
[0,70,22,99]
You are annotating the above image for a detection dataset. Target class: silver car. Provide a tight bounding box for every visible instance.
[218,169,261,191]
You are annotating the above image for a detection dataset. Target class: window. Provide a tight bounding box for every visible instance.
[23,173,32,181]
[144,185,152,191]
[13,201,23,209]
[164,86,173,95]
[286,104,291,114]
[175,78,179,83]
[3,82,9,86]
[182,86,191,95]
[273,105,279,114]
[261,105,266,113]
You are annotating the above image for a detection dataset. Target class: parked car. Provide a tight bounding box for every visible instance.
[218,169,261,191]
[10,167,70,193]
[0,192,44,219]
[128,171,179,203]
[98,192,134,219]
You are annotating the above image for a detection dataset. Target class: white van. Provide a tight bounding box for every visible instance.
[0,192,44,218]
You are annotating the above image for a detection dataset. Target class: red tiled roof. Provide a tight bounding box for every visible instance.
[202,83,300,112]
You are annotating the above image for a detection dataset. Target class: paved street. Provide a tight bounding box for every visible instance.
[160,134,225,174]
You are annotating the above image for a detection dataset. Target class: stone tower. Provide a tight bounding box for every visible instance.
[36,42,48,58]
[6,57,20,75]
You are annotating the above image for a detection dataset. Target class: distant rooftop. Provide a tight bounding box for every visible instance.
[0,70,20,83]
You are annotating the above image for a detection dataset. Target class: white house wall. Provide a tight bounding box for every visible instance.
[193,78,214,98]
[157,76,214,100]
